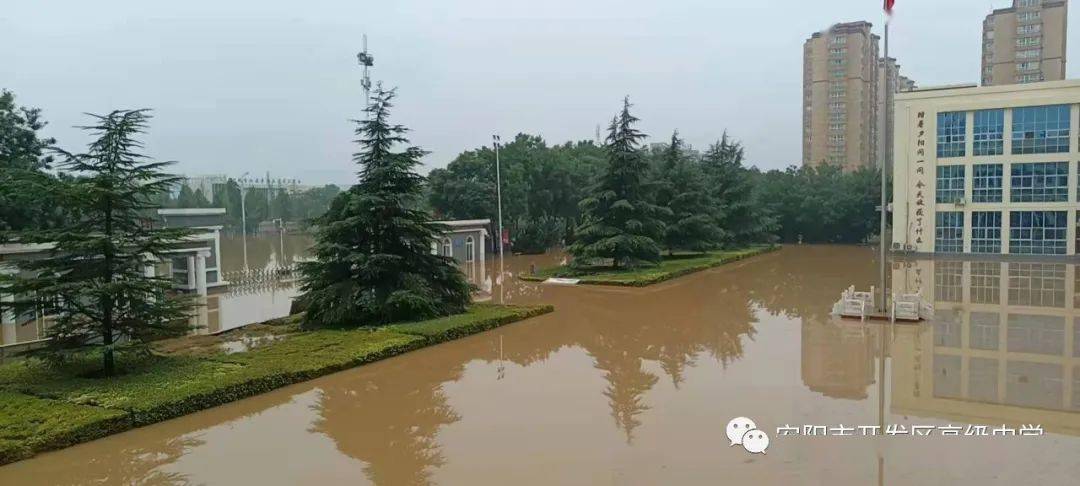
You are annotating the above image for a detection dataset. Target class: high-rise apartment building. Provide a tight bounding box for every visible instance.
[981,0,1068,86]
[803,22,914,171]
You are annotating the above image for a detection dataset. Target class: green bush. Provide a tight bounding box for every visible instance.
[386,303,554,343]
[0,391,129,465]
[522,245,779,286]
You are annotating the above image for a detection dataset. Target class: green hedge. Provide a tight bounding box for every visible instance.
[520,245,779,287]
[385,303,554,344]
[0,391,130,465]
[0,304,553,465]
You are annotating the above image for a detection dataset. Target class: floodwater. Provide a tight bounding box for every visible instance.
[3,245,1080,485]
[197,233,312,335]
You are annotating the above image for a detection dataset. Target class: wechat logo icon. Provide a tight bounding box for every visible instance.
[726,416,770,455]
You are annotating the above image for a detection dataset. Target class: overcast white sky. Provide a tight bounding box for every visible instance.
[3,0,1078,185]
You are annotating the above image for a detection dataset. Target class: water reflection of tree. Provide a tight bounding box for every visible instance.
[42,435,203,486]
[310,351,466,486]
[597,347,658,443]
[306,245,876,479]
[564,270,761,442]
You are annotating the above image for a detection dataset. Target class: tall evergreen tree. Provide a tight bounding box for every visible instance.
[176,185,198,208]
[702,133,775,246]
[192,188,211,208]
[271,190,294,221]
[658,131,720,253]
[570,97,666,268]
[0,110,194,375]
[297,85,470,327]
[212,179,244,230]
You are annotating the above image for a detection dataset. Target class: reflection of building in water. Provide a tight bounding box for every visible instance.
[192,282,300,335]
[892,258,1080,435]
[801,316,877,400]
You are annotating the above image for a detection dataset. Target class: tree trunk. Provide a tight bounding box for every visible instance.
[102,197,115,376]
[102,328,114,376]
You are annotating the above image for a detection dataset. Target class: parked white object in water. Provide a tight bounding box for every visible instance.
[831,286,932,322]
[544,278,580,285]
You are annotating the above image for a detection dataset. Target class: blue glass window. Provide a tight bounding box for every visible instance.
[1010,162,1068,202]
[1009,211,1067,255]
[936,165,965,203]
[972,164,1003,202]
[935,211,964,253]
[973,109,1004,156]
[1012,105,1070,154]
[937,112,966,158]
[971,211,1002,254]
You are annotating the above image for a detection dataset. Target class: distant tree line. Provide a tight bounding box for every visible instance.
[4,85,885,252]
[160,180,342,233]
[752,164,885,245]
[428,103,884,258]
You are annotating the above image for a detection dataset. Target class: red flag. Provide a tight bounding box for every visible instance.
[884,0,895,15]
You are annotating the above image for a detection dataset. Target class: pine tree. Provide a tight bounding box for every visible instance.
[176,185,197,208]
[0,110,194,376]
[659,131,720,253]
[297,85,470,327]
[702,132,775,247]
[193,188,211,208]
[272,190,294,221]
[570,97,666,268]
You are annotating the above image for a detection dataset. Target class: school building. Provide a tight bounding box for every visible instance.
[893,79,1080,256]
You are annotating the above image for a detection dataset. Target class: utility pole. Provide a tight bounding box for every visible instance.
[493,135,505,305]
[357,34,374,110]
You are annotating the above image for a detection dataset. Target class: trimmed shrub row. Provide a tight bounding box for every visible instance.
[0,391,130,465]
[386,303,555,343]
[521,245,780,287]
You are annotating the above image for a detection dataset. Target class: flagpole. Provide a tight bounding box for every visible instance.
[879,10,890,312]
[493,135,505,305]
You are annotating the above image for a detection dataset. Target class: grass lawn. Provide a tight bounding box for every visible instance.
[0,303,552,466]
[520,245,779,287]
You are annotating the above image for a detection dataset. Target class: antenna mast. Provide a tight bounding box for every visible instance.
[357,34,375,109]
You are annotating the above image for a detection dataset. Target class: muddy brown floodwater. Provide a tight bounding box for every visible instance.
[3,245,1080,485]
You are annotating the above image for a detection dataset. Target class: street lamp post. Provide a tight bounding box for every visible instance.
[493,135,505,305]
